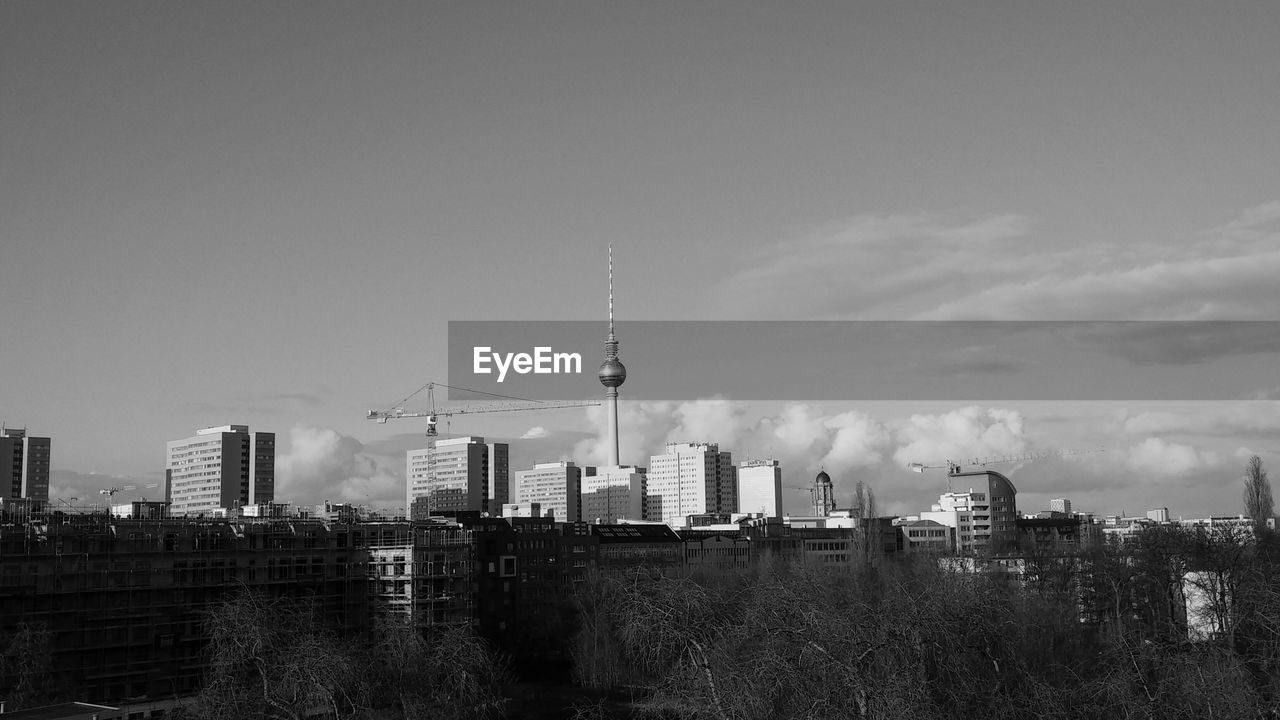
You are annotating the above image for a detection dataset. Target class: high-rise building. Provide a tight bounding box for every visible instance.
[1050,498,1072,515]
[166,425,274,516]
[406,436,507,515]
[488,442,510,507]
[919,470,1018,555]
[646,442,737,527]
[513,461,582,521]
[738,459,782,518]
[582,465,646,523]
[1,426,50,504]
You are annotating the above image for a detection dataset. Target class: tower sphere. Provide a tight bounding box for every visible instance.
[598,358,627,388]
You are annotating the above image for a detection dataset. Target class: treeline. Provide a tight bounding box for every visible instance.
[569,526,1280,719]
[172,591,508,720]
[12,525,1280,718]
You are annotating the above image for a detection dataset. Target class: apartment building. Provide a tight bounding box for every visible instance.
[165,425,274,516]
[1,426,50,505]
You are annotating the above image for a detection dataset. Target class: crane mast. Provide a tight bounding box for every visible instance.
[366,382,600,517]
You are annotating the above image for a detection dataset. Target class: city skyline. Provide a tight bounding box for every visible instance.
[3,2,1278,519]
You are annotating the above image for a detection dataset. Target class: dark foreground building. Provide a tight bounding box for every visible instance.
[0,511,370,706]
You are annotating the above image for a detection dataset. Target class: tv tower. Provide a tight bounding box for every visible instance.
[597,245,627,466]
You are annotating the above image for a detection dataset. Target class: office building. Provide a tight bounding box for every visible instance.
[582,465,645,523]
[646,442,737,527]
[899,519,955,554]
[406,436,506,515]
[1,426,50,505]
[488,442,510,507]
[919,470,1018,555]
[738,459,782,518]
[165,425,274,516]
[513,461,582,522]
[1050,498,1072,515]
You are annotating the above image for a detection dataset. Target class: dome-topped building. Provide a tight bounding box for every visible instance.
[813,468,835,517]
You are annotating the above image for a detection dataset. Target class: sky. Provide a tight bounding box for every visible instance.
[2,1,1277,519]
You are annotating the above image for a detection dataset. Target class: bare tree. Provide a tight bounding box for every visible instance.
[0,621,56,710]
[1244,455,1274,528]
[849,481,876,519]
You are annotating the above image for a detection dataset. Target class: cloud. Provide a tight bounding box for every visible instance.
[920,203,1280,321]
[47,470,164,506]
[892,405,1029,469]
[822,410,890,468]
[1126,438,1220,476]
[665,397,750,447]
[184,391,326,415]
[928,345,1030,377]
[709,213,1034,319]
[569,399,892,507]
[1251,386,1280,401]
[520,426,550,440]
[1118,403,1280,437]
[571,400,677,468]
[921,252,1280,321]
[277,425,403,507]
[1056,321,1280,366]
[712,203,1280,322]
[764,404,830,457]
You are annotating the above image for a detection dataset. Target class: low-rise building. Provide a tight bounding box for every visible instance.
[592,523,683,574]
[899,519,954,554]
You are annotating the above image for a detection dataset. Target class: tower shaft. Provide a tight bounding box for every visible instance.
[596,244,627,467]
[606,387,620,467]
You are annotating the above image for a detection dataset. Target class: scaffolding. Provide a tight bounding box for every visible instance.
[0,514,372,705]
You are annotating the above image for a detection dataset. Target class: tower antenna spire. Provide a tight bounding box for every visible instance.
[597,244,627,466]
[608,243,615,340]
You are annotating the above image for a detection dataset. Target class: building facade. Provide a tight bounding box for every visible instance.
[366,521,474,629]
[581,465,645,523]
[0,515,369,705]
[406,436,507,516]
[165,425,274,516]
[899,518,954,554]
[513,461,582,522]
[737,459,782,518]
[487,442,510,508]
[645,442,737,527]
[1,427,50,505]
[919,470,1018,555]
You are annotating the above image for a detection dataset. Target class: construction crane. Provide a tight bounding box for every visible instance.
[367,382,600,516]
[367,382,600,437]
[100,483,158,498]
[907,449,1103,491]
